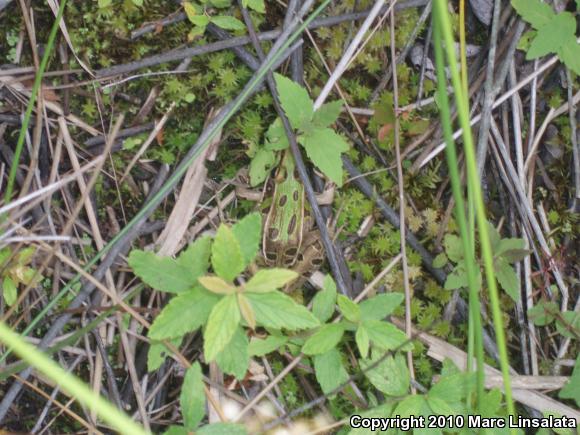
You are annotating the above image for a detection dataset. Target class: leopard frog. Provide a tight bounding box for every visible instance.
[249,150,325,290]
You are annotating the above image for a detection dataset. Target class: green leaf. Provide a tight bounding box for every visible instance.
[312,100,343,128]
[559,356,580,406]
[129,250,199,294]
[244,268,298,293]
[337,294,360,323]
[299,128,349,186]
[527,13,576,59]
[242,0,265,13]
[164,426,189,435]
[215,328,249,380]
[177,236,212,279]
[426,395,459,416]
[312,275,337,323]
[147,337,181,372]
[211,225,244,282]
[232,212,262,267]
[237,293,256,329]
[204,294,241,361]
[555,311,580,339]
[245,291,319,330]
[273,73,314,130]
[429,372,472,403]
[432,252,448,268]
[527,301,558,326]
[445,263,469,290]
[362,320,412,351]
[495,237,525,258]
[558,39,580,75]
[2,276,17,306]
[197,423,248,435]
[302,323,345,355]
[355,326,370,359]
[248,335,288,356]
[314,348,349,396]
[511,0,555,29]
[495,257,520,301]
[198,276,236,295]
[360,352,410,396]
[210,16,245,30]
[148,288,219,340]
[359,293,404,321]
[209,0,232,7]
[180,362,205,430]
[443,234,463,263]
[249,148,276,186]
[183,2,197,22]
[190,15,210,28]
[264,118,289,151]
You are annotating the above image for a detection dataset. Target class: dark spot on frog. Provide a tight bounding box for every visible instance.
[278,195,287,207]
[287,215,297,234]
[312,257,324,266]
[265,251,277,261]
[268,228,279,240]
[285,247,298,257]
[293,190,299,201]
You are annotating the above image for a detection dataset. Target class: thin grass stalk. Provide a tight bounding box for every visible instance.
[2,0,67,206]
[0,0,333,360]
[432,20,485,413]
[432,0,516,418]
[0,321,147,434]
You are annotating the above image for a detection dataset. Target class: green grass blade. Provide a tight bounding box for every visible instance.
[0,321,148,434]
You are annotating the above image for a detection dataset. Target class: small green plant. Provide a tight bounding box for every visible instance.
[250,73,350,186]
[512,0,580,74]
[0,247,42,307]
[183,0,249,40]
[128,213,319,376]
[436,222,528,302]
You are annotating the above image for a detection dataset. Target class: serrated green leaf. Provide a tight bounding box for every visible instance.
[362,320,412,351]
[2,276,17,306]
[360,352,409,396]
[232,212,262,267]
[527,13,576,59]
[248,335,288,356]
[527,301,558,326]
[359,293,404,321]
[249,148,276,186]
[312,100,343,128]
[129,250,199,294]
[555,311,580,339]
[147,337,181,372]
[511,0,555,29]
[198,276,236,294]
[312,274,337,322]
[181,362,205,430]
[148,288,219,340]
[210,16,245,30]
[426,395,458,416]
[495,237,526,258]
[215,327,249,379]
[337,294,360,322]
[429,372,472,403]
[302,323,345,355]
[355,326,370,358]
[197,423,248,435]
[244,268,298,293]
[559,356,580,406]
[204,294,241,361]
[443,234,463,263]
[558,39,580,75]
[242,0,265,13]
[212,225,244,282]
[314,348,349,396]
[237,293,256,329]
[495,257,520,301]
[274,73,314,130]
[177,236,212,279]
[264,118,289,151]
[445,264,469,290]
[245,291,319,330]
[299,128,348,186]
